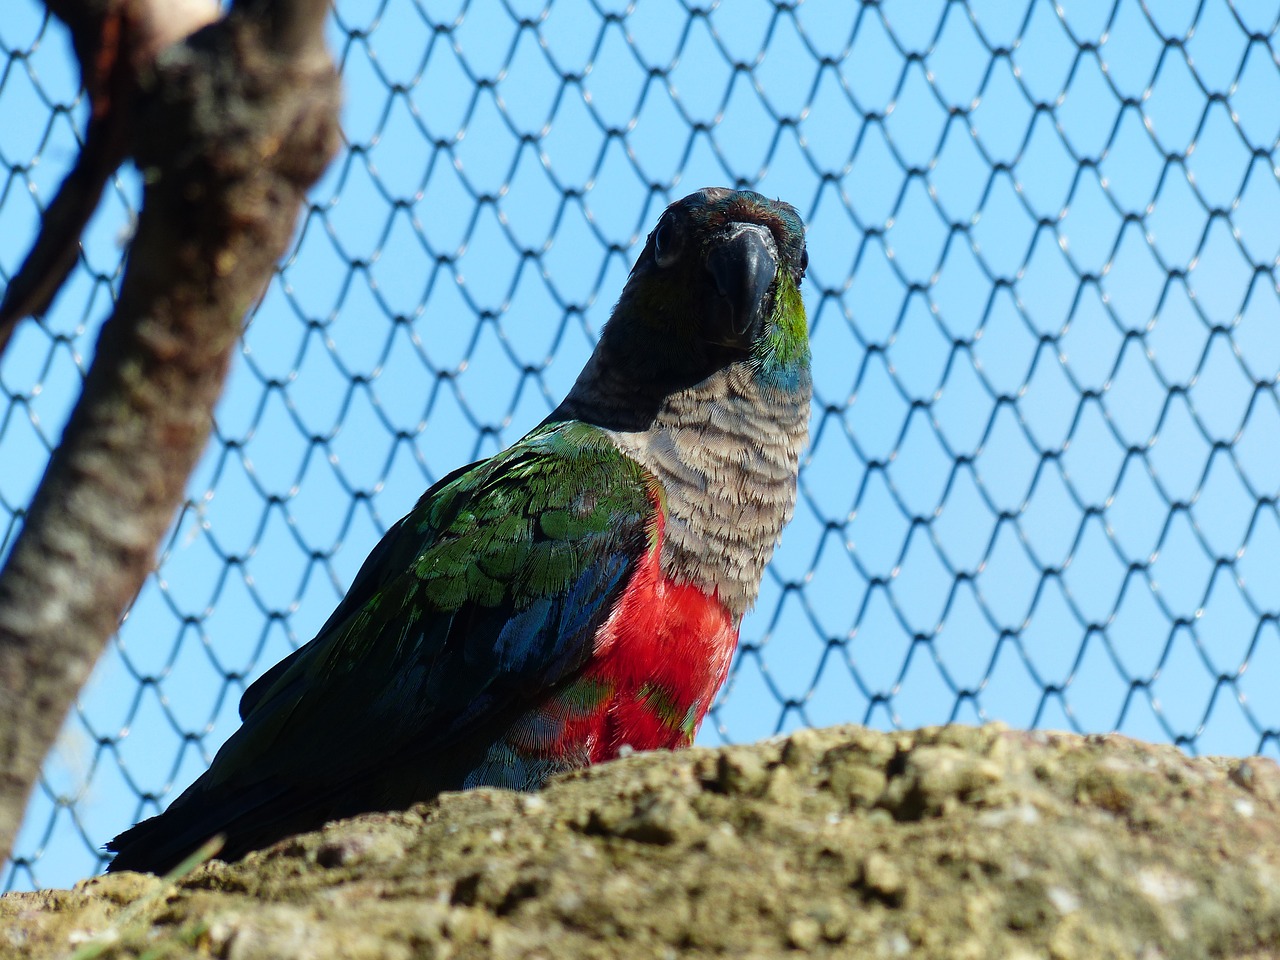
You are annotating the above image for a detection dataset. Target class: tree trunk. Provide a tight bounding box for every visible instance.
[0,0,342,866]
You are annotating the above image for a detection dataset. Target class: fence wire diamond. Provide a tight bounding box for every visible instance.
[2,0,1278,890]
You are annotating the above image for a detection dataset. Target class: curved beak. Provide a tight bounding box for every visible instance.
[706,222,778,339]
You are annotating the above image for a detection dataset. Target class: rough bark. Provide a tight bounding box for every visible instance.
[3,724,1279,959]
[0,0,341,866]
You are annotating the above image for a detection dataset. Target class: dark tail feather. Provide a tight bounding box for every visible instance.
[105,780,315,874]
[104,739,473,872]
[104,809,221,876]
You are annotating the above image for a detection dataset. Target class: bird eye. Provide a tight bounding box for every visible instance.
[653,215,679,268]
[799,247,809,277]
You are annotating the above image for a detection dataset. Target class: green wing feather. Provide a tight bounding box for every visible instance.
[106,420,657,871]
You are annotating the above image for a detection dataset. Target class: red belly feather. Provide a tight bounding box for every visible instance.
[579,508,739,759]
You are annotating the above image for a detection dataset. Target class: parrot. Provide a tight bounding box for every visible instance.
[104,186,811,874]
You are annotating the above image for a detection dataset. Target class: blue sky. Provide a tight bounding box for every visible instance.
[2,0,1278,890]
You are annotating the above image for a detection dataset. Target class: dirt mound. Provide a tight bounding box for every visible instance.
[5,724,1280,959]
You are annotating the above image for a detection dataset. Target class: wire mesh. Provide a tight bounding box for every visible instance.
[2,0,1278,891]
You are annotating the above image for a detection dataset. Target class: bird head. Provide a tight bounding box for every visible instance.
[556,187,810,429]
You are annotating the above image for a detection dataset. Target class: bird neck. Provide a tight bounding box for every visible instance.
[602,360,811,619]
[549,323,737,433]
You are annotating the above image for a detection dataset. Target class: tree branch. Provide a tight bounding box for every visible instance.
[0,0,341,866]
[0,0,226,354]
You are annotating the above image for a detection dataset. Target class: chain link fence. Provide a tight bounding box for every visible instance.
[2,0,1278,891]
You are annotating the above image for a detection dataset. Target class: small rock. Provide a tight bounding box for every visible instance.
[713,748,770,796]
[618,793,697,845]
[826,763,887,809]
[314,828,407,868]
[786,916,822,950]
[878,745,1005,820]
[858,852,906,907]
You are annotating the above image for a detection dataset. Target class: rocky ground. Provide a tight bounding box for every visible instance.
[4,724,1280,959]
